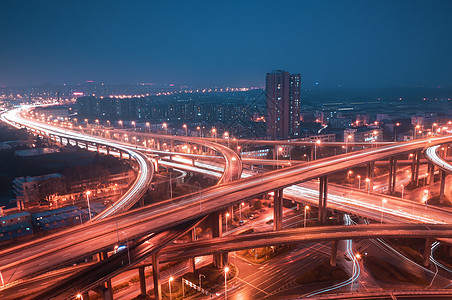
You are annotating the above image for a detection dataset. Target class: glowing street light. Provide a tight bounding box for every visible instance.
[314,139,321,160]
[365,178,370,195]
[196,126,202,137]
[131,121,136,130]
[162,122,168,135]
[212,128,217,141]
[304,205,310,228]
[357,175,361,189]
[119,120,123,129]
[169,276,174,300]
[276,147,283,169]
[347,170,353,179]
[85,190,92,221]
[145,122,150,132]
[345,134,352,153]
[239,202,245,221]
[183,124,187,136]
[224,131,230,147]
[224,266,229,300]
[225,212,230,231]
[351,253,361,291]
[76,294,83,300]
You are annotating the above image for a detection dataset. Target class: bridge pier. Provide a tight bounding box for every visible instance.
[439,170,447,204]
[423,238,433,267]
[106,146,110,155]
[211,211,224,268]
[273,189,283,231]
[330,240,338,267]
[85,142,89,150]
[102,279,113,300]
[318,176,328,223]
[366,162,374,193]
[139,266,147,297]
[96,143,100,153]
[152,252,162,300]
[415,151,420,185]
[428,162,435,186]
[189,229,196,273]
[75,140,79,147]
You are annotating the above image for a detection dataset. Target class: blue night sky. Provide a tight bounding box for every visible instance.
[1,0,452,88]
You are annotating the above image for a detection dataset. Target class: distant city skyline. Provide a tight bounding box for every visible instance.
[1,1,452,88]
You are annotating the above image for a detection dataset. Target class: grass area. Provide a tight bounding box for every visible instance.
[363,255,428,286]
[237,244,295,264]
[295,260,348,285]
[427,195,452,207]
[387,238,425,266]
[144,263,237,300]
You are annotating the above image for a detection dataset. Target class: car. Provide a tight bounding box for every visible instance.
[239,220,246,226]
[249,214,255,220]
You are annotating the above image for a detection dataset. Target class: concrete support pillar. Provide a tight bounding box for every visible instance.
[59,136,63,144]
[367,162,375,192]
[222,252,229,266]
[388,157,394,194]
[106,146,110,155]
[423,238,433,267]
[75,140,78,147]
[273,189,283,231]
[211,211,223,268]
[120,151,123,159]
[415,151,420,185]
[85,142,89,150]
[318,176,328,223]
[103,279,113,300]
[330,241,338,267]
[152,253,162,300]
[428,163,435,186]
[322,176,328,223]
[189,229,196,273]
[170,140,174,152]
[139,266,147,297]
[96,143,100,153]
[82,291,89,300]
[410,152,416,184]
[310,146,314,161]
[439,170,447,204]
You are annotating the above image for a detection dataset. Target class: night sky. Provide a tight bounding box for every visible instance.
[1,0,452,88]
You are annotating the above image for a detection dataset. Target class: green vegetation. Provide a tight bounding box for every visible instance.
[237,244,294,264]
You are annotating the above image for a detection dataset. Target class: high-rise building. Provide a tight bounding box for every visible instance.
[266,70,301,139]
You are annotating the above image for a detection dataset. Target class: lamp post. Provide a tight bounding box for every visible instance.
[351,253,361,291]
[196,126,201,137]
[163,122,168,135]
[212,128,217,142]
[381,199,387,224]
[224,132,229,147]
[314,139,321,160]
[357,175,361,189]
[401,184,404,199]
[131,121,136,130]
[122,231,131,265]
[394,122,400,141]
[304,205,310,228]
[76,293,83,300]
[146,122,150,132]
[225,212,230,232]
[276,147,283,169]
[169,276,174,300]
[365,178,370,195]
[183,124,187,136]
[85,190,92,221]
[240,202,244,221]
[199,274,205,289]
[224,266,229,300]
[303,153,309,161]
[119,120,123,129]
[347,170,353,179]
[345,134,352,153]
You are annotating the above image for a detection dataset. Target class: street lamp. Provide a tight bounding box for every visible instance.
[314,139,321,160]
[347,170,353,179]
[401,184,404,199]
[304,205,310,228]
[345,134,352,153]
[303,153,309,162]
[162,122,168,135]
[76,293,83,300]
[224,132,229,147]
[146,122,150,132]
[394,122,400,141]
[196,126,202,137]
[351,253,361,291]
[169,276,174,300]
[225,212,230,231]
[183,124,187,136]
[357,175,361,189]
[381,199,387,224]
[85,190,92,221]
[212,128,217,141]
[119,120,123,129]
[276,147,283,169]
[224,266,229,300]
[199,273,205,289]
[122,231,131,265]
[365,178,370,195]
[239,202,245,221]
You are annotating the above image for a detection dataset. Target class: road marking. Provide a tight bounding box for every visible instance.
[235,277,270,295]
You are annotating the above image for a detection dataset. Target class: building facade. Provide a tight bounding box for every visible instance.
[266,70,301,139]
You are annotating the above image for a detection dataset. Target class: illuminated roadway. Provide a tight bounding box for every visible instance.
[1,107,452,293]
